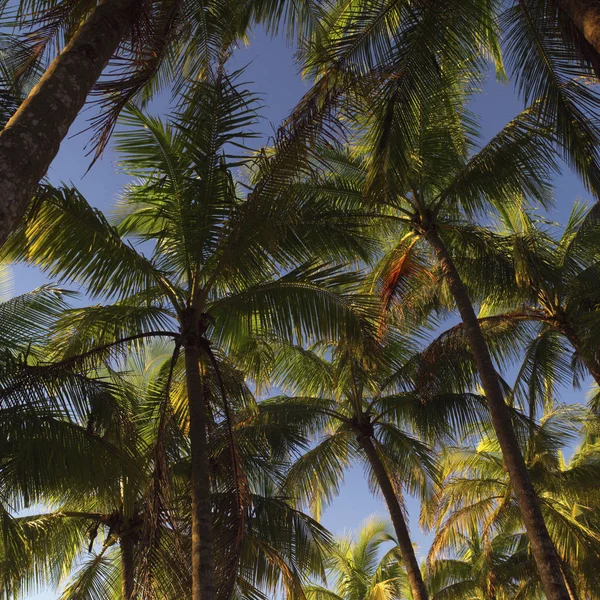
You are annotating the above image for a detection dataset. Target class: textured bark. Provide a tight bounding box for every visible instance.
[558,0,600,56]
[120,527,135,600]
[185,343,217,600]
[358,435,429,600]
[424,226,570,600]
[0,0,138,247]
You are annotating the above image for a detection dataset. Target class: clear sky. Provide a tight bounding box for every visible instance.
[18,27,592,599]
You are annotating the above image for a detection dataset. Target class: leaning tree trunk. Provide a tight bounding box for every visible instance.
[358,435,429,600]
[185,343,217,600]
[120,526,135,600]
[558,0,600,57]
[0,0,138,247]
[424,226,571,600]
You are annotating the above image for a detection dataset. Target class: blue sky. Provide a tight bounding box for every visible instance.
[18,27,593,599]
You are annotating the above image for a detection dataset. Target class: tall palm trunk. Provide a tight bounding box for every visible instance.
[558,0,600,57]
[184,343,217,600]
[0,0,138,247]
[120,526,135,600]
[424,226,570,600]
[358,435,429,600]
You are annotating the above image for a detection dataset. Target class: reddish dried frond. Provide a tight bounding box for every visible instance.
[380,241,433,317]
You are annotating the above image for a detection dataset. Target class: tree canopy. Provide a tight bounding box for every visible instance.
[0,1,600,599]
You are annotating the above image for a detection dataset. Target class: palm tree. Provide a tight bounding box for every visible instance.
[427,529,538,600]
[0,343,185,599]
[0,0,322,247]
[305,517,411,600]
[0,342,334,599]
[0,270,133,597]
[424,405,600,600]
[291,69,577,594]
[258,328,491,600]
[561,416,600,598]
[1,64,371,600]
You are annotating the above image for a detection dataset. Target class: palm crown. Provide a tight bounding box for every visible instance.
[1,61,375,600]
[305,518,412,600]
[286,65,579,598]
[424,403,600,599]
[259,325,495,600]
[493,203,600,401]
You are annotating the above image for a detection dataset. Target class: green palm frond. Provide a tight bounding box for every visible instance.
[49,304,177,360]
[436,104,558,217]
[310,517,408,600]
[502,0,600,196]
[59,548,120,600]
[1,184,175,304]
[0,511,92,599]
[285,433,353,517]
[209,263,378,350]
[0,284,72,355]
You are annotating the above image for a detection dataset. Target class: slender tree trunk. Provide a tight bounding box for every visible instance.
[120,526,135,600]
[185,343,217,600]
[558,0,600,57]
[358,435,429,600]
[0,0,138,247]
[423,226,570,600]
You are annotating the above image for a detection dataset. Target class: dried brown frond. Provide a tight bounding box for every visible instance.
[136,343,189,599]
[380,241,424,315]
[85,0,182,162]
[205,343,251,599]
[15,0,100,80]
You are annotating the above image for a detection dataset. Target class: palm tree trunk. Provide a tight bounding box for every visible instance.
[0,0,138,247]
[424,226,570,600]
[558,0,600,57]
[358,435,429,600]
[120,527,135,600]
[185,343,217,600]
